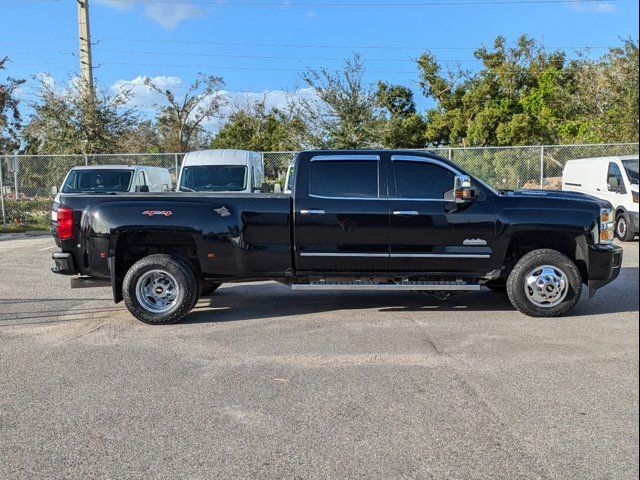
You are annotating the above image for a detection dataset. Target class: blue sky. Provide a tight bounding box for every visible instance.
[1,0,638,121]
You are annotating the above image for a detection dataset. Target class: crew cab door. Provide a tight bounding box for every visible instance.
[294,154,389,272]
[387,155,496,273]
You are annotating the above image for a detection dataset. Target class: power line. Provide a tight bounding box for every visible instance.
[92,48,484,63]
[99,37,615,51]
[100,60,416,75]
[0,0,61,5]
[102,0,621,6]
[0,37,75,44]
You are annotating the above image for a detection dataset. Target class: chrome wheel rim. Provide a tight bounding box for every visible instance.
[135,269,180,314]
[617,217,627,238]
[524,265,569,308]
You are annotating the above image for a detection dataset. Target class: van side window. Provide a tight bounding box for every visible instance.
[309,161,378,198]
[136,171,147,190]
[607,162,625,192]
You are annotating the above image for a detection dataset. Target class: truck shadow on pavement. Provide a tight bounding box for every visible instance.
[184,266,639,324]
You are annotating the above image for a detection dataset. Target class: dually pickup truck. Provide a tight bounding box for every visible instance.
[51,150,623,324]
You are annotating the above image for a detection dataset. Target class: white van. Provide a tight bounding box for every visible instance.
[58,165,172,197]
[284,163,295,194]
[563,156,639,241]
[177,149,264,193]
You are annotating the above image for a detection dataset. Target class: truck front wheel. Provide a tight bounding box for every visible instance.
[506,249,582,317]
[123,254,198,324]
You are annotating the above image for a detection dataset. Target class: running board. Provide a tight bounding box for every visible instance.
[290,281,481,291]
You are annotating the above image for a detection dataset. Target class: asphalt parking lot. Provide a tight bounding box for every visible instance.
[0,236,638,480]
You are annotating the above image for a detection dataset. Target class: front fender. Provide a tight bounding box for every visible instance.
[493,207,597,277]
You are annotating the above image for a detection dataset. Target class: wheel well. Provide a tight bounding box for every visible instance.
[615,207,627,219]
[115,231,201,282]
[504,231,588,282]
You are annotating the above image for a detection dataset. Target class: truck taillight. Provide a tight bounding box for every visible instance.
[56,206,74,239]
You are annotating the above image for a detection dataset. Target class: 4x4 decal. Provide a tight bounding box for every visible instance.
[142,210,173,217]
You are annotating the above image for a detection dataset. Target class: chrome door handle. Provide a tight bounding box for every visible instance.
[392,210,419,216]
[300,209,326,215]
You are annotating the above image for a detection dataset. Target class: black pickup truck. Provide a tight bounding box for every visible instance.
[51,150,623,324]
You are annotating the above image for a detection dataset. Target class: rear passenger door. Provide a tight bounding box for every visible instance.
[294,154,390,273]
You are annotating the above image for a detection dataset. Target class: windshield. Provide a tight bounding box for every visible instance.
[62,169,133,193]
[179,165,248,192]
[622,159,639,185]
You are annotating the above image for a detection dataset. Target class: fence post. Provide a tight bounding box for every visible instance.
[539,146,545,189]
[13,154,19,201]
[448,147,452,161]
[0,156,6,227]
[174,153,179,176]
[84,154,89,166]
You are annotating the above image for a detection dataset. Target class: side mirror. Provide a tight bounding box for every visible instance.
[453,175,476,203]
[608,176,622,192]
[137,185,150,193]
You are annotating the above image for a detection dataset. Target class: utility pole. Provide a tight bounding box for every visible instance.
[77,0,93,91]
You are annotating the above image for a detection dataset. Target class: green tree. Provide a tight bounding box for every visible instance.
[145,73,225,152]
[417,35,639,147]
[23,77,139,154]
[558,39,639,143]
[0,57,25,153]
[211,98,307,151]
[418,35,568,146]
[301,54,383,148]
[375,81,427,148]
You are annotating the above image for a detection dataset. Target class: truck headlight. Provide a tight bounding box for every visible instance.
[598,208,614,244]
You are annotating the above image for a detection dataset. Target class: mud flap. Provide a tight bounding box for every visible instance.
[108,256,123,303]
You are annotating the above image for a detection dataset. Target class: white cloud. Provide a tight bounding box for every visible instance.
[112,76,318,132]
[97,1,206,29]
[143,4,205,30]
[96,0,134,12]
[113,75,183,110]
[305,11,318,18]
[570,1,617,13]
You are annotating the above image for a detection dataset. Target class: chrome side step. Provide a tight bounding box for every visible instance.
[290,281,481,291]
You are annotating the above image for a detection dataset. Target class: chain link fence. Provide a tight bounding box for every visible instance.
[1,143,638,232]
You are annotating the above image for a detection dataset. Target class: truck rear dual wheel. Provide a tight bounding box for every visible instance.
[123,254,198,325]
[506,249,582,317]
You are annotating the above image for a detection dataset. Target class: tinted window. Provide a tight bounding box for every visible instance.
[309,160,378,198]
[180,165,247,192]
[394,161,455,198]
[62,169,133,193]
[622,159,639,185]
[607,162,623,181]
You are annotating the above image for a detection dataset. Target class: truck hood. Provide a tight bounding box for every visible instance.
[507,189,611,208]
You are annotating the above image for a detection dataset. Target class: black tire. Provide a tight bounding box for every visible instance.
[201,281,222,297]
[123,254,198,325]
[506,249,582,318]
[615,212,635,242]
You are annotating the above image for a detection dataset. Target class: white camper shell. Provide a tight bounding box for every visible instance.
[178,150,264,193]
[562,155,639,241]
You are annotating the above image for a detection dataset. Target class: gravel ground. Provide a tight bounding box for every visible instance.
[0,236,638,480]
